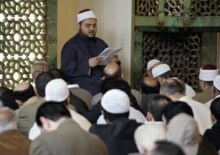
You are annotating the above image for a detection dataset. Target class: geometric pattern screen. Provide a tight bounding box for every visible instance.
[0,0,47,88]
[135,0,220,16]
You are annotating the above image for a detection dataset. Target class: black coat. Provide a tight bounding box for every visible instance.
[61,33,108,95]
[203,121,220,152]
[90,118,141,155]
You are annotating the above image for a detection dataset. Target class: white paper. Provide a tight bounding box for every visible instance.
[98,47,122,65]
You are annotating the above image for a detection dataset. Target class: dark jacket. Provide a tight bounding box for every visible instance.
[30,119,108,155]
[61,33,108,95]
[203,121,220,152]
[90,118,141,155]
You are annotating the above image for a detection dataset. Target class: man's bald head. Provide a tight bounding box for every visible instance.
[31,61,48,81]
[14,82,30,92]
[0,107,17,133]
[104,62,122,79]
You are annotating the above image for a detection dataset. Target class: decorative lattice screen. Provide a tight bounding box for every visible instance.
[142,33,201,90]
[135,0,220,16]
[0,0,48,88]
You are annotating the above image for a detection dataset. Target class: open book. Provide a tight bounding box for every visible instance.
[98,47,122,65]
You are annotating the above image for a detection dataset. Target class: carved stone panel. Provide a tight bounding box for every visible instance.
[0,0,48,88]
[142,32,201,90]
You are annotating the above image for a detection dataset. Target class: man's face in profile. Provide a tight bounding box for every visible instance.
[80,18,97,38]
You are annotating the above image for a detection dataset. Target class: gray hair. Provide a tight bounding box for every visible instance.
[0,107,17,133]
[160,78,185,96]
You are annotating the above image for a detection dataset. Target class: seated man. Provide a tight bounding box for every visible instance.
[90,89,141,155]
[29,79,92,140]
[204,97,220,151]
[133,123,166,154]
[193,64,218,103]
[0,107,31,155]
[30,101,108,155]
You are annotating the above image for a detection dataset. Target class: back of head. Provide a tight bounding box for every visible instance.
[167,113,200,155]
[100,78,140,110]
[163,101,194,124]
[101,89,130,122]
[101,78,131,95]
[141,76,160,94]
[0,94,19,110]
[147,59,161,76]
[104,62,122,79]
[134,122,166,153]
[0,107,17,133]
[35,71,55,97]
[147,95,172,121]
[45,79,70,102]
[147,59,161,71]
[0,87,12,96]
[210,97,220,121]
[199,64,218,82]
[13,82,35,102]
[49,68,65,79]
[36,101,71,127]
[160,78,185,97]
[152,63,172,79]
[151,141,186,155]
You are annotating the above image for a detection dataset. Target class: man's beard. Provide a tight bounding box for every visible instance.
[79,29,96,38]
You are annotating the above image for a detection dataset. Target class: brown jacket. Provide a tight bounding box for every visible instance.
[0,130,31,155]
[193,86,214,103]
[30,119,108,155]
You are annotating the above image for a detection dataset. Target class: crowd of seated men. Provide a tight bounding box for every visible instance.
[0,60,219,155]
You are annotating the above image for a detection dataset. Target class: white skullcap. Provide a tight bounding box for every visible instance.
[147,59,161,71]
[134,122,166,152]
[152,63,171,78]
[199,68,218,81]
[77,10,97,23]
[167,113,200,155]
[101,89,130,114]
[45,79,69,102]
[214,75,220,91]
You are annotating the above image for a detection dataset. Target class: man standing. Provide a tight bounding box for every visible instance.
[61,9,109,96]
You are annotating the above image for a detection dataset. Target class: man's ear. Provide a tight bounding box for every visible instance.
[211,114,217,125]
[147,112,154,121]
[40,116,50,131]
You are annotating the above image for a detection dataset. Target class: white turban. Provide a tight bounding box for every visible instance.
[77,10,97,23]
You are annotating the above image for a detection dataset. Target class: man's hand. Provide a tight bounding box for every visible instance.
[89,56,103,67]
[109,55,119,63]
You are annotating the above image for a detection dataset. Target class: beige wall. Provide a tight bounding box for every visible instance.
[57,0,132,82]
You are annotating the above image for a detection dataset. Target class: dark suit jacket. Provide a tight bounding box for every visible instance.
[203,121,220,152]
[30,119,108,155]
[90,118,141,155]
[61,33,108,95]
[0,130,31,155]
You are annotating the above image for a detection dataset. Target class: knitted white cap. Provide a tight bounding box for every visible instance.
[77,10,97,23]
[199,68,218,81]
[134,122,166,152]
[101,89,130,114]
[147,59,161,71]
[45,79,69,102]
[214,75,220,91]
[152,63,171,78]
